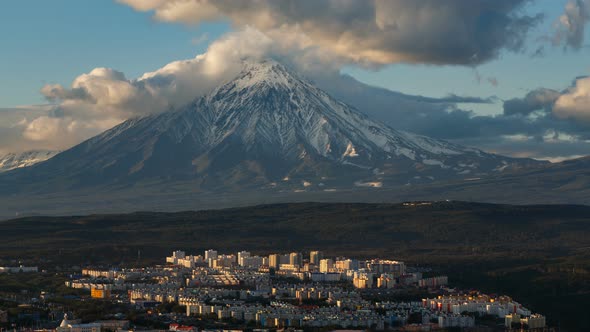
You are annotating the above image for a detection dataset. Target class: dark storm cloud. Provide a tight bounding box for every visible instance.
[503,88,561,116]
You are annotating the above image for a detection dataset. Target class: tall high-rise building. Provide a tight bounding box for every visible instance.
[289,252,302,267]
[366,259,405,277]
[319,258,334,273]
[268,254,280,270]
[205,249,218,261]
[237,251,251,266]
[172,250,186,259]
[335,258,358,271]
[310,251,323,265]
[279,254,290,264]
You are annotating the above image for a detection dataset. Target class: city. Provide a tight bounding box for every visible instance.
[1,248,549,331]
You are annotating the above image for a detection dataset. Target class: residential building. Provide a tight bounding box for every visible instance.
[319,259,334,273]
[309,251,323,265]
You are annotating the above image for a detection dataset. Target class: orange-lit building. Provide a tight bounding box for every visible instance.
[91,286,111,299]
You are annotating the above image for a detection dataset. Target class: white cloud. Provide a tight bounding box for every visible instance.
[0,106,54,154]
[137,27,275,107]
[554,76,590,121]
[22,116,69,142]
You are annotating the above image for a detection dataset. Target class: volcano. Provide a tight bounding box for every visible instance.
[0,59,541,195]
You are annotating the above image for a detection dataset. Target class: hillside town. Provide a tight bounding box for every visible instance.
[0,249,550,331]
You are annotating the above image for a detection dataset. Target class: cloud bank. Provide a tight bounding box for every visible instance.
[325,76,590,161]
[119,0,542,66]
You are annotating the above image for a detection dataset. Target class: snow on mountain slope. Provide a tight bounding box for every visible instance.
[0,150,59,173]
[0,59,543,192]
[188,60,537,177]
[202,60,461,160]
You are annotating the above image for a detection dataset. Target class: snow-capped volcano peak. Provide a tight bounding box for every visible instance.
[205,58,312,106]
[199,59,474,163]
[230,59,299,90]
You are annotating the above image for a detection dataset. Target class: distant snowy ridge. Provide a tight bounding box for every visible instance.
[0,150,59,173]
